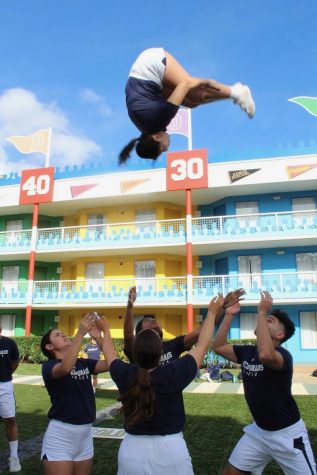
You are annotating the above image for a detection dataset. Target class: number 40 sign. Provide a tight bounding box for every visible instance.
[166,149,208,191]
[19,167,55,205]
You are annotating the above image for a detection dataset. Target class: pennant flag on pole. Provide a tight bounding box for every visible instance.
[288,97,317,117]
[6,129,50,155]
[167,108,190,137]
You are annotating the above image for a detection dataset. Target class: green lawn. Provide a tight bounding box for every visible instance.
[15,363,42,376]
[0,387,316,474]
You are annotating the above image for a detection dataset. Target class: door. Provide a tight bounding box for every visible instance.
[238,255,261,290]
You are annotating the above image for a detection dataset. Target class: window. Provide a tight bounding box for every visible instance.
[6,220,23,245]
[236,201,259,215]
[296,252,317,285]
[136,209,156,233]
[292,197,316,211]
[240,313,257,339]
[136,210,156,222]
[300,312,317,349]
[6,220,23,231]
[238,255,262,290]
[2,266,19,293]
[292,197,316,226]
[236,201,259,229]
[85,263,105,291]
[135,260,155,291]
[0,314,16,337]
[88,214,106,225]
[87,214,106,238]
[133,314,156,331]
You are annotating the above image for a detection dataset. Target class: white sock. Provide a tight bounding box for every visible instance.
[230,82,243,101]
[9,440,18,458]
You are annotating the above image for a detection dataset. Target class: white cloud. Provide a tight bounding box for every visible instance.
[0,88,102,174]
[80,88,112,116]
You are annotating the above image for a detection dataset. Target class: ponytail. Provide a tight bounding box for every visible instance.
[118,133,162,165]
[119,138,139,165]
[118,367,155,429]
[118,329,162,429]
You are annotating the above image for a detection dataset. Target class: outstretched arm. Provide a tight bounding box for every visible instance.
[212,302,240,363]
[96,317,117,368]
[123,286,136,355]
[256,292,284,370]
[51,314,95,378]
[189,296,224,368]
[183,327,200,350]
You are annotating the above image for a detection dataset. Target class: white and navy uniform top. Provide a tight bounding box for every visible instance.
[110,353,197,435]
[42,358,98,425]
[125,335,186,366]
[125,48,179,134]
[0,336,19,383]
[84,344,101,361]
[233,345,301,431]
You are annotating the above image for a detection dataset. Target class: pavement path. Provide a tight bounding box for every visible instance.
[12,365,317,395]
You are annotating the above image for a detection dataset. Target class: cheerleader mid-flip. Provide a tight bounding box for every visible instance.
[119,47,255,164]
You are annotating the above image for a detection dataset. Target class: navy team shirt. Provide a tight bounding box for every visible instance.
[0,336,19,382]
[42,358,97,425]
[126,77,179,134]
[110,353,197,435]
[125,335,186,365]
[233,345,300,431]
[84,343,101,361]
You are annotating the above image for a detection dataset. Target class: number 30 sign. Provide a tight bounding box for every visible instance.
[19,167,55,205]
[166,149,208,191]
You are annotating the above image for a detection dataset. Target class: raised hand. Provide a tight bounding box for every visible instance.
[128,286,137,307]
[224,288,245,309]
[95,314,110,333]
[78,313,96,336]
[258,291,273,314]
[226,300,241,317]
[208,294,225,315]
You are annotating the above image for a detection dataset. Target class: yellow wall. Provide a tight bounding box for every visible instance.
[58,307,197,339]
[59,202,199,338]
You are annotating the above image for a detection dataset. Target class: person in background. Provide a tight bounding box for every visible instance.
[124,286,245,366]
[123,285,200,365]
[0,321,21,473]
[84,336,101,393]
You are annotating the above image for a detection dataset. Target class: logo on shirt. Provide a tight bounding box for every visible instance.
[0,350,9,357]
[160,351,172,365]
[242,360,264,377]
[70,367,90,380]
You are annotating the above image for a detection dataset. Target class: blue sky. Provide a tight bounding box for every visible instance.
[0,0,316,174]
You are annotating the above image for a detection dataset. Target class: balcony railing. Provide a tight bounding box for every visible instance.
[0,209,316,253]
[0,272,316,306]
[192,209,317,240]
[36,219,185,249]
[0,229,32,250]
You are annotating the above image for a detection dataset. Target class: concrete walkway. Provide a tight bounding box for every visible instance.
[13,364,317,395]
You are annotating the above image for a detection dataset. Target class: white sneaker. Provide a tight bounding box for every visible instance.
[9,456,21,473]
[231,82,256,118]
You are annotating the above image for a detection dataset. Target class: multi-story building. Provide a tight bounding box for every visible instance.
[0,150,316,363]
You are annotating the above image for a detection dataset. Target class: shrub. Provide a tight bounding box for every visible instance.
[12,336,128,364]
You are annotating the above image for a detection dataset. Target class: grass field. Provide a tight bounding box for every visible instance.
[0,385,316,474]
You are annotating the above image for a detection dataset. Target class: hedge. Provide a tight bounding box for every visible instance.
[12,336,256,364]
[12,337,128,364]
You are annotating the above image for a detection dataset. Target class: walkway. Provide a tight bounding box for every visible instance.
[13,364,317,395]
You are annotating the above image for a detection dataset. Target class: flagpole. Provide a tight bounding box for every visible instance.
[186,108,194,333]
[45,127,52,167]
